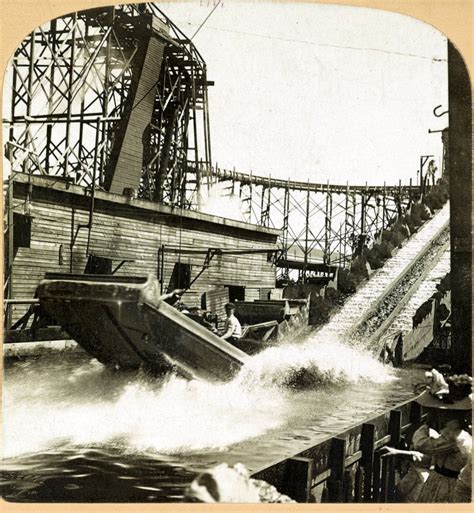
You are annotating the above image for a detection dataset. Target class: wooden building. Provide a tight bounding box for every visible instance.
[5,173,281,325]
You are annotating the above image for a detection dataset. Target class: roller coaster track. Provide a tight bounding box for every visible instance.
[3,1,436,275]
[187,163,418,196]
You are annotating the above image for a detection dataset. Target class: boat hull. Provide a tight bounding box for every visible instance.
[37,274,249,382]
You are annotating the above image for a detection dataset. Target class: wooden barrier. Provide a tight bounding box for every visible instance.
[251,398,428,503]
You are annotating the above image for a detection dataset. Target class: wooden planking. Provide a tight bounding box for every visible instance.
[10,187,278,324]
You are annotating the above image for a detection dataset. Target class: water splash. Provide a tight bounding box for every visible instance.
[2,359,286,458]
[3,333,396,459]
[237,334,396,390]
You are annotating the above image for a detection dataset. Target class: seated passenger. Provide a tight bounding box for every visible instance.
[221,303,242,344]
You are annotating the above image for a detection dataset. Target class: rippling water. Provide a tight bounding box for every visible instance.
[1,333,423,502]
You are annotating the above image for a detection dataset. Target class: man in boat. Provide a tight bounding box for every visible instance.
[160,288,185,306]
[221,303,242,344]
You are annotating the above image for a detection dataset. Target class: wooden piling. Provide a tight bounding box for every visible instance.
[327,437,346,502]
[281,456,314,503]
[409,401,422,424]
[388,410,402,501]
[361,423,376,501]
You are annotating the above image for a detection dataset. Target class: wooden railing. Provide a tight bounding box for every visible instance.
[251,398,426,503]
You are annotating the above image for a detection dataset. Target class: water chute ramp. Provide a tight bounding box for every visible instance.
[37,274,249,382]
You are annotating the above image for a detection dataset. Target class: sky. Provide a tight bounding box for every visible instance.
[159,0,448,187]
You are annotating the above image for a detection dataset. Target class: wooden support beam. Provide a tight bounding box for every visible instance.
[354,465,364,502]
[372,450,381,501]
[280,456,314,503]
[361,423,376,501]
[409,401,422,424]
[342,468,353,502]
[327,437,346,502]
[388,409,402,501]
[380,456,390,502]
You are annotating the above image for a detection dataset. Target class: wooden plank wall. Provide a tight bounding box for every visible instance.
[9,179,279,325]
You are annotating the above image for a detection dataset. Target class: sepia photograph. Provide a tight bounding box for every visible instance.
[1,0,472,505]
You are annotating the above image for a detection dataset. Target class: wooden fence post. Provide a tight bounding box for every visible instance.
[388,410,402,501]
[409,401,422,424]
[354,466,364,502]
[327,437,346,502]
[361,423,376,501]
[372,450,381,501]
[380,457,390,501]
[343,469,353,502]
[281,456,314,503]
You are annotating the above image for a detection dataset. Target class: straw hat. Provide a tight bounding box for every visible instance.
[415,369,472,410]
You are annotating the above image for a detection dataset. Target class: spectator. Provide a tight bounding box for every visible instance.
[413,369,472,503]
[381,412,437,502]
[452,432,472,502]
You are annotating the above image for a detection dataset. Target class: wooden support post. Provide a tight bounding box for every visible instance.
[265,175,271,227]
[382,182,386,235]
[281,456,314,503]
[282,184,290,274]
[327,437,346,502]
[99,9,113,187]
[361,423,376,501]
[85,119,100,256]
[321,486,329,503]
[24,29,36,174]
[343,469,353,502]
[324,182,332,265]
[380,457,390,502]
[203,83,212,173]
[359,193,366,255]
[303,182,310,282]
[248,172,253,223]
[372,450,381,501]
[419,156,424,196]
[409,401,422,424]
[354,465,364,502]
[343,183,349,267]
[6,176,14,328]
[388,409,402,501]
[160,244,165,294]
[64,16,77,177]
[353,196,357,254]
[324,183,329,264]
[69,200,75,273]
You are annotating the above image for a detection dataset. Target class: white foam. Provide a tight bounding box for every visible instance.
[3,333,395,459]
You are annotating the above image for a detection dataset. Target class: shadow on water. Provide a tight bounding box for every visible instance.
[1,448,197,502]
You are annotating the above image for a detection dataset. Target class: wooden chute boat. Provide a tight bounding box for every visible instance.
[37,273,249,382]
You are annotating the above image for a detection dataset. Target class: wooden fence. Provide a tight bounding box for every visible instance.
[251,398,426,503]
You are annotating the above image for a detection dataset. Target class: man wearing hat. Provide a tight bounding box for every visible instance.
[221,303,242,344]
